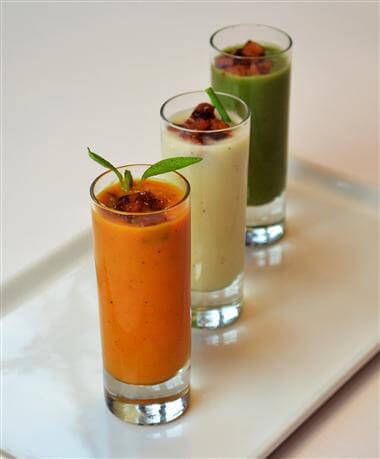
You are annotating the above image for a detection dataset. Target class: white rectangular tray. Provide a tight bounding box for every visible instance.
[2,159,379,458]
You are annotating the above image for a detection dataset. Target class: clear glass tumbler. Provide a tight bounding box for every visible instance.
[90,165,191,425]
[210,24,292,245]
[161,91,250,329]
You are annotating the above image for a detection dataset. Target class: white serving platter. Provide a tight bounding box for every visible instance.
[2,159,379,458]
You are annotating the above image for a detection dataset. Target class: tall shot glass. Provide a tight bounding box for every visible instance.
[90,165,191,425]
[210,24,292,245]
[161,91,250,329]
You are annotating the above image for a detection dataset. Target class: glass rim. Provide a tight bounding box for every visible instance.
[160,90,251,134]
[90,163,191,216]
[210,23,293,59]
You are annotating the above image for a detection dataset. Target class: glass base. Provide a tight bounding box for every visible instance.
[191,273,243,329]
[246,221,285,246]
[103,364,190,425]
[246,193,286,246]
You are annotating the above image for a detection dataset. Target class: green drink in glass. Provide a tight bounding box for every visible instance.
[210,24,292,245]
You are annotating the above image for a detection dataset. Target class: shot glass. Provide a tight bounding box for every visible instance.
[90,165,191,425]
[161,91,250,329]
[210,24,292,245]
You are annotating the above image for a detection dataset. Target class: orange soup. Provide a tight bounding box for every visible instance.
[92,178,191,385]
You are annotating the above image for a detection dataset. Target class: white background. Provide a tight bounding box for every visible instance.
[2,1,379,457]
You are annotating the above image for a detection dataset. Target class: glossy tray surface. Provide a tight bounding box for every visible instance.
[2,160,379,458]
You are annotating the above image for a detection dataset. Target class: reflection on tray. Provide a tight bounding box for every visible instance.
[246,243,284,268]
[202,328,239,347]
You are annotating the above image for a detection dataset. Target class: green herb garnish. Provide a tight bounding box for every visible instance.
[141,157,202,181]
[88,147,132,192]
[88,147,202,190]
[205,87,232,124]
[123,169,133,191]
[87,147,133,192]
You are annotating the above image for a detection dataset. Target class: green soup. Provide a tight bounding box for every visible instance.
[212,45,291,206]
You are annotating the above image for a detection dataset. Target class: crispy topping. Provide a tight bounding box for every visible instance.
[257,58,273,74]
[214,55,234,68]
[190,102,215,120]
[215,40,273,76]
[228,64,248,76]
[183,117,210,131]
[115,191,166,213]
[249,63,260,76]
[241,40,265,57]
[170,102,231,145]
[96,180,184,225]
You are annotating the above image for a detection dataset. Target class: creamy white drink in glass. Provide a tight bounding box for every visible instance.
[161,91,250,328]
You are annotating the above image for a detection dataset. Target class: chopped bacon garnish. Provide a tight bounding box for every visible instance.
[210,118,229,130]
[183,117,211,131]
[215,55,235,69]
[180,130,204,145]
[228,64,248,76]
[116,191,166,213]
[257,58,273,74]
[190,102,215,120]
[214,40,273,76]
[249,62,260,75]
[241,40,265,57]
[169,102,231,144]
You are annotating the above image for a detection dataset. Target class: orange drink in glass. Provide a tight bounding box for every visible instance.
[90,165,191,425]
